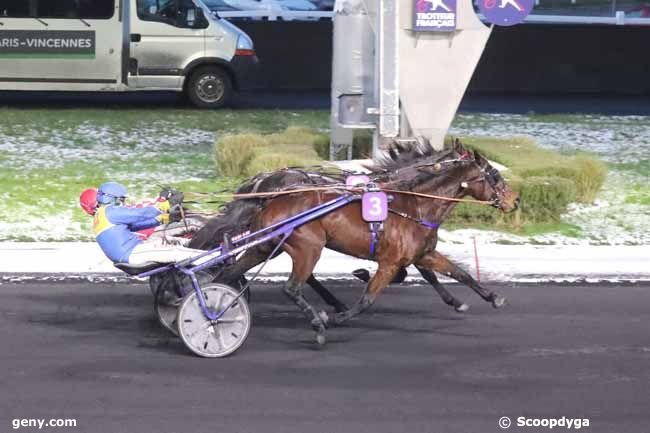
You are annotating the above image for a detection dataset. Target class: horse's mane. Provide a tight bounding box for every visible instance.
[369,138,457,173]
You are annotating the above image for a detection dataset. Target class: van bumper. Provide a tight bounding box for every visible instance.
[231,54,259,91]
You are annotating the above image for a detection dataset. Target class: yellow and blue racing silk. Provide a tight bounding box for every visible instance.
[93,205,162,263]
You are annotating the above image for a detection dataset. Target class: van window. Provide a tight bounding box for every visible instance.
[137,0,208,28]
[0,1,30,17]
[34,0,115,19]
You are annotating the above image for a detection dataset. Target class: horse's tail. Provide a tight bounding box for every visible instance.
[188,199,261,250]
[189,168,323,251]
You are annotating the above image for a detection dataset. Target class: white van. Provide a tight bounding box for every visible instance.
[0,0,258,108]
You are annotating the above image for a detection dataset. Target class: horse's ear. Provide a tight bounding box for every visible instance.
[453,138,465,153]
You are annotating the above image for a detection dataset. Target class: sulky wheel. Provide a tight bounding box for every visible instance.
[177,284,251,358]
[153,271,214,337]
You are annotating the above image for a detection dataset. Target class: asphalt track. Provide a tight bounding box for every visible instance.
[0,280,649,433]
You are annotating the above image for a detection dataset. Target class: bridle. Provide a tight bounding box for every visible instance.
[475,158,506,209]
[414,151,506,209]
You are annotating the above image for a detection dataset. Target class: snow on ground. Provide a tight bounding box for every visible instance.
[450,113,650,245]
[1,111,649,280]
[1,242,648,282]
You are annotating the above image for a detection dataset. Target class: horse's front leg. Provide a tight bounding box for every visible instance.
[331,262,402,325]
[417,252,507,309]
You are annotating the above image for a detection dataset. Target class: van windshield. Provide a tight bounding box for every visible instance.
[137,0,209,28]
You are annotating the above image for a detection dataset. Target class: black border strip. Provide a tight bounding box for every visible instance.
[0,78,117,83]
[138,68,182,76]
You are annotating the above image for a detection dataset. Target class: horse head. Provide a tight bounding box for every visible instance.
[387,138,519,213]
[467,147,520,213]
[452,139,519,212]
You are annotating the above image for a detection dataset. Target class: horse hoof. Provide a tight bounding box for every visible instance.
[318,311,330,327]
[455,303,470,313]
[333,303,349,314]
[491,295,507,309]
[352,268,370,283]
[332,312,348,325]
[315,333,327,346]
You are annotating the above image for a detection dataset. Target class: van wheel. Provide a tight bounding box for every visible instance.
[186,66,232,109]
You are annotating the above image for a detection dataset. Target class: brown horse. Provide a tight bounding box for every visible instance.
[191,139,519,344]
[190,155,503,314]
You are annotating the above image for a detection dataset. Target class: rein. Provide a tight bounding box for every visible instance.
[185,185,494,206]
[185,186,348,200]
[183,152,500,208]
[379,188,494,206]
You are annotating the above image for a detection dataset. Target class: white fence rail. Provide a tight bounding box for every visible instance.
[217,9,332,20]
[217,9,650,25]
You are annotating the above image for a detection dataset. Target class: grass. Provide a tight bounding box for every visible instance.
[213,129,608,233]
[214,126,326,177]
[0,106,330,133]
[0,106,643,243]
[624,184,650,205]
[0,107,330,241]
[457,136,607,203]
[440,136,608,231]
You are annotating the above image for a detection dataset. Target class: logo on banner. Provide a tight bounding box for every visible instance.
[478,0,534,26]
[413,0,457,32]
[0,30,95,59]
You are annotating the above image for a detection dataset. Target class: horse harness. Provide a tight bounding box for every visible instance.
[359,183,440,259]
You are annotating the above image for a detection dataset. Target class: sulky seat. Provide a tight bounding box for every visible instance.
[114,262,164,276]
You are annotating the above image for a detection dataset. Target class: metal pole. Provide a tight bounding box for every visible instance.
[377,0,400,141]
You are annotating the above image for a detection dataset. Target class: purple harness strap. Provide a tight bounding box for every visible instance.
[369,226,379,257]
[420,220,440,229]
[368,218,438,259]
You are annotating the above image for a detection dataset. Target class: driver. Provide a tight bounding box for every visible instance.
[80,182,205,265]
[79,186,203,245]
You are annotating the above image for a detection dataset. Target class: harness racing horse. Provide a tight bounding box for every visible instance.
[190,139,519,344]
[190,140,511,313]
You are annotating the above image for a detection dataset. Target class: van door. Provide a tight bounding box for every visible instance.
[130,0,207,89]
[0,0,123,90]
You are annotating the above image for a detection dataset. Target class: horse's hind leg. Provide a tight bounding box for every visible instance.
[332,262,402,325]
[281,234,329,345]
[214,247,267,286]
[415,265,469,313]
[306,274,349,313]
[420,252,507,309]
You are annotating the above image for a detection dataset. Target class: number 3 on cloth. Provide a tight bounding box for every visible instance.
[362,192,388,222]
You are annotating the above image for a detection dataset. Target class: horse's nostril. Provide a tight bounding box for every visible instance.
[514,197,521,208]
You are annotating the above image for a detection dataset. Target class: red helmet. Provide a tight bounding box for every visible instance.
[79,188,98,216]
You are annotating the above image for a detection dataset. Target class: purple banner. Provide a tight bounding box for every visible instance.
[478,0,534,26]
[413,0,457,32]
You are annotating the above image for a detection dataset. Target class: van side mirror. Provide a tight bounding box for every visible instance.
[187,8,208,28]
[186,8,196,26]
